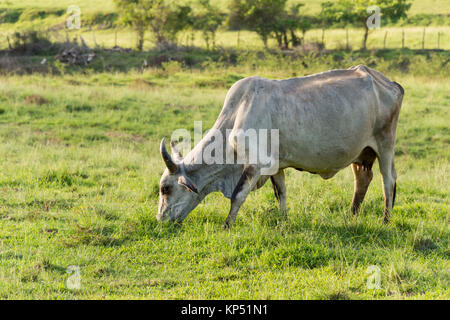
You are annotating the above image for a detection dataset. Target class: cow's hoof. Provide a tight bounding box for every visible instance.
[222,222,230,230]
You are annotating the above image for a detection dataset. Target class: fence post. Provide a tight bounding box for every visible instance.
[402,29,405,49]
[237,29,240,48]
[321,29,325,46]
[92,30,98,48]
[422,28,425,49]
[346,28,349,50]
[383,31,388,49]
[437,31,440,49]
[6,34,11,50]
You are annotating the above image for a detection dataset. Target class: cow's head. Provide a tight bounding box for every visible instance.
[157,138,201,223]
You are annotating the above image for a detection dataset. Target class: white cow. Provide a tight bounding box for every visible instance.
[157,65,404,227]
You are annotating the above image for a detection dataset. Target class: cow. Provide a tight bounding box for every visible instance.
[157,65,404,228]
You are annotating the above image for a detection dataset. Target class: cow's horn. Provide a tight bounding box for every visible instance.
[160,138,178,173]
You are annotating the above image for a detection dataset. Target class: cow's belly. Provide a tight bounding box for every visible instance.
[281,142,363,173]
[276,104,375,174]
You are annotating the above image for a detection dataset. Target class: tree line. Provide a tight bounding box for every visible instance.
[114,0,411,51]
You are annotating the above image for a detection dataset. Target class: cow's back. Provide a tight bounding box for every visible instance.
[215,66,403,174]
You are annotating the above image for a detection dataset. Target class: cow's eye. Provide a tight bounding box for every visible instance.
[161,186,170,195]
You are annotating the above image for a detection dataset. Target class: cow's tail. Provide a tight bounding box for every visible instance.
[393,81,405,107]
[390,81,404,118]
[391,82,403,211]
[393,81,404,97]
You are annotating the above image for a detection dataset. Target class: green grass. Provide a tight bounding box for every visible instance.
[69,26,449,51]
[0,0,448,300]
[0,0,117,14]
[1,26,447,53]
[0,0,448,52]
[0,15,448,52]
[0,67,448,299]
[1,0,449,15]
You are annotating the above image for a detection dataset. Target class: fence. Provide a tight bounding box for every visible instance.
[302,27,446,51]
[1,27,448,52]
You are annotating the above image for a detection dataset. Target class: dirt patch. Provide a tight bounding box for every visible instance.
[129,78,156,90]
[414,237,437,252]
[0,57,19,73]
[291,42,325,56]
[106,130,144,143]
[25,94,49,105]
[0,56,50,75]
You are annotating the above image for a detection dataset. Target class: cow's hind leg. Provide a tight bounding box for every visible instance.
[270,170,287,212]
[378,148,397,224]
[350,163,373,215]
[223,166,261,229]
[350,148,376,215]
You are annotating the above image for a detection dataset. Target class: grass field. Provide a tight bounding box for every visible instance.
[70,26,449,51]
[1,0,450,15]
[0,0,448,51]
[0,4,448,51]
[1,24,447,52]
[0,68,448,299]
[0,0,449,300]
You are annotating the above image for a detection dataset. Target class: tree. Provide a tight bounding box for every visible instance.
[149,2,193,47]
[193,0,225,50]
[320,1,352,49]
[114,0,193,50]
[114,0,156,51]
[272,3,304,49]
[227,0,246,31]
[228,0,287,48]
[297,16,311,45]
[326,0,411,50]
[318,2,338,46]
[288,3,311,47]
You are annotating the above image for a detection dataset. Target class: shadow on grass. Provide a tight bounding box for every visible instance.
[315,222,394,245]
[61,223,126,248]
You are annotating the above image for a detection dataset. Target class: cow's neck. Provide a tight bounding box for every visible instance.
[181,133,242,199]
[187,163,241,199]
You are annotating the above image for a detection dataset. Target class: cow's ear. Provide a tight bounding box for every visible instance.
[170,141,183,162]
[178,175,198,194]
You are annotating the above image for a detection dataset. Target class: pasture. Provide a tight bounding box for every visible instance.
[0,68,448,299]
[0,0,449,51]
[0,0,449,300]
[1,0,449,14]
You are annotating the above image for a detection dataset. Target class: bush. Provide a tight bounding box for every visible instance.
[9,30,56,55]
[18,8,64,22]
[0,8,22,24]
[83,12,119,29]
[399,14,449,27]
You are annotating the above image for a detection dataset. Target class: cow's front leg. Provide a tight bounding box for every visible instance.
[223,166,261,229]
